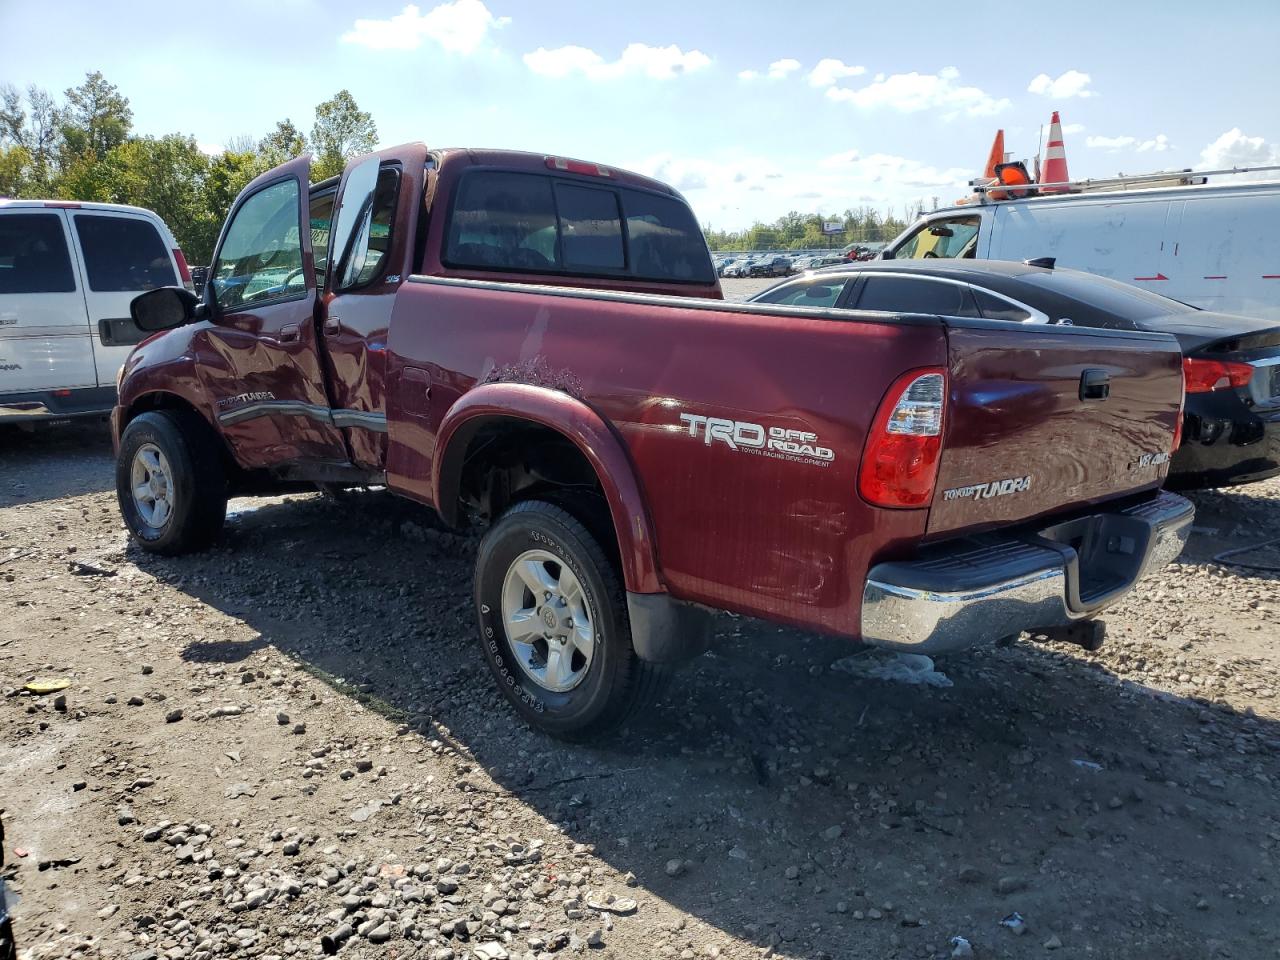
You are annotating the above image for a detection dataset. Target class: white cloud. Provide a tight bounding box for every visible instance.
[1028,69,1095,99]
[197,142,224,157]
[767,58,801,79]
[1200,128,1280,171]
[340,0,510,53]
[739,58,803,81]
[1086,133,1171,152]
[1062,122,1085,135]
[524,42,711,80]
[807,58,865,88]
[825,67,1009,117]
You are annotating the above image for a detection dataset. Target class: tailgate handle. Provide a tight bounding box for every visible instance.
[1079,368,1110,401]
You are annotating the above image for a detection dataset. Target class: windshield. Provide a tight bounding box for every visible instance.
[1017,269,1195,320]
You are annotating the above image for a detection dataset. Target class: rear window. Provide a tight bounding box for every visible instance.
[445,170,714,284]
[73,214,176,292]
[0,213,76,294]
[1018,269,1192,321]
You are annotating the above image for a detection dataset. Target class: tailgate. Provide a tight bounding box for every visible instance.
[927,321,1182,537]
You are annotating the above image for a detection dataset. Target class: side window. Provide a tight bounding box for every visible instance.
[752,278,848,307]
[554,184,623,270]
[73,215,176,292]
[341,167,401,289]
[0,213,76,294]
[309,189,336,290]
[621,189,715,283]
[211,179,304,311]
[972,288,1033,323]
[894,218,980,260]
[856,276,976,316]
[447,172,560,271]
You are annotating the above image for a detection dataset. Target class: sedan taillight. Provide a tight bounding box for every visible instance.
[1183,357,1253,394]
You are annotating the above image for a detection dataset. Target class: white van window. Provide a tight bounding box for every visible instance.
[73,214,176,292]
[895,217,980,260]
[0,214,76,294]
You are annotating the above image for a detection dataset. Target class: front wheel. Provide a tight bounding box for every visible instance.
[116,410,228,554]
[474,500,668,739]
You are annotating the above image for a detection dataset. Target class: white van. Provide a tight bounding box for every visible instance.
[884,179,1280,321]
[0,200,189,423]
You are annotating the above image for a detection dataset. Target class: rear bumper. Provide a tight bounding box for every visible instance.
[0,386,117,423]
[860,490,1194,654]
[1168,401,1280,489]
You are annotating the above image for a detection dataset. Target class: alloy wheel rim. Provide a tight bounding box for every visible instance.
[500,548,595,693]
[130,443,175,530]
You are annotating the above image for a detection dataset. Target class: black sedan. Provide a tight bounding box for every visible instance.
[749,260,1280,490]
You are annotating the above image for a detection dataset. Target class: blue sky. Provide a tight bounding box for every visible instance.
[3,0,1279,228]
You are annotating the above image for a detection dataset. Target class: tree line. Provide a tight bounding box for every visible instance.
[2,70,911,265]
[703,208,913,253]
[0,72,377,263]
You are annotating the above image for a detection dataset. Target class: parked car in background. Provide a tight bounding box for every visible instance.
[113,144,1190,739]
[749,255,792,277]
[725,258,757,278]
[753,259,1280,489]
[884,178,1280,321]
[0,200,190,424]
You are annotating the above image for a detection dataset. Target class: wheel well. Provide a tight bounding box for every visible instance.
[124,393,238,476]
[450,417,619,562]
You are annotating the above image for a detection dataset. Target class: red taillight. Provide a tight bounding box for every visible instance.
[1172,367,1185,452]
[858,368,947,509]
[545,156,612,178]
[172,248,192,285]
[1182,357,1252,393]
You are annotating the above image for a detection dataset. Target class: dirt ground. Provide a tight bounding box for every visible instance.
[2,420,1279,960]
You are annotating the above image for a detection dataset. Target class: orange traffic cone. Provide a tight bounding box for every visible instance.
[1041,111,1070,193]
[983,129,1008,198]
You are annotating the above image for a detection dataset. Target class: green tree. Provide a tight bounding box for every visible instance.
[258,119,307,168]
[60,71,132,163]
[0,83,62,193]
[310,90,377,181]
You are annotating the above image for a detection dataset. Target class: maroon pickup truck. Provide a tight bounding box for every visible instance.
[113,143,1193,737]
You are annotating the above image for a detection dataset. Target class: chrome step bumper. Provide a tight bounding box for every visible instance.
[860,491,1194,654]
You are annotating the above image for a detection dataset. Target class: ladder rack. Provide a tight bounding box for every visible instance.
[969,163,1280,201]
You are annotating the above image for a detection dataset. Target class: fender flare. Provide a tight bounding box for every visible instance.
[432,382,663,595]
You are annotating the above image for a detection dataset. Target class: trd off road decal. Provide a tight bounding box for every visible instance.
[679,413,834,467]
[943,476,1033,502]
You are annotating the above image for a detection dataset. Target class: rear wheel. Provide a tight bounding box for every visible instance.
[116,410,227,554]
[474,500,668,739]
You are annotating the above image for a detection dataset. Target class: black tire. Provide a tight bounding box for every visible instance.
[116,410,227,554]
[474,500,668,740]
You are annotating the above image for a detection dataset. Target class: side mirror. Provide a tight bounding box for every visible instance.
[879,249,893,260]
[131,286,200,332]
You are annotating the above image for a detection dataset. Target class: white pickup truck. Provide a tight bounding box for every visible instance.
[0,199,189,424]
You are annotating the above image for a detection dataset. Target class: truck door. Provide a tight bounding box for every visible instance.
[317,144,428,470]
[202,155,350,469]
[0,208,95,402]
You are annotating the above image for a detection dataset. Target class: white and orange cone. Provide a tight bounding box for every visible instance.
[1041,111,1071,193]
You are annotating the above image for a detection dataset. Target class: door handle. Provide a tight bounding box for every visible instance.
[1079,368,1110,401]
[280,323,300,343]
[323,316,342,337]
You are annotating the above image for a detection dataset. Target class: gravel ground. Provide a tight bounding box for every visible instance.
[2,420,1279,960]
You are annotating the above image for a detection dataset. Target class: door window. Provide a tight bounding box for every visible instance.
[972,288,1033,323]
[856,275,977,316]
[894,217,980,259]
[339,167,402,289]
[211,179,305,311]
[0,214,76,293]
[309,188,336,290]
[752,278,848,307]
[73,214,176,292]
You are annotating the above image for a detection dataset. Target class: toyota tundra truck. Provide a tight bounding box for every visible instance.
[112,143,1193,738]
